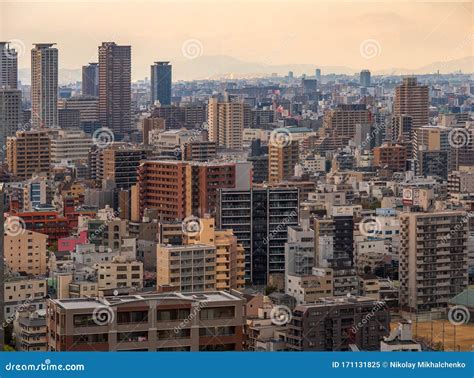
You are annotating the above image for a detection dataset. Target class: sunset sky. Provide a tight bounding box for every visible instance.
[1,0,473,79]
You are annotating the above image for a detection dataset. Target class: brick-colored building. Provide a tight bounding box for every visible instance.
[373,142,407,172]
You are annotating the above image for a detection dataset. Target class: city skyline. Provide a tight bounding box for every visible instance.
[1,0,473,81]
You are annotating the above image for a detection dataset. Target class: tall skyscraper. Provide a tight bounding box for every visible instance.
[0,42,18,89]
[98,42,131,137]
[315,68,321,82]
[360,69,371,87]
[394,77,429,129]
[268,139,299,183]
[82,62,99,97]
[151,61,172,106]
[0,88,21,154]
[31,43,58,128]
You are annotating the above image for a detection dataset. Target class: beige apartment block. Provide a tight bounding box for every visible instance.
[96,257,143,291]
[268,140,299,184]
[4,230,48,276]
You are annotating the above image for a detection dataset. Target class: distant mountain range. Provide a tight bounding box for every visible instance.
[18,55,474,85]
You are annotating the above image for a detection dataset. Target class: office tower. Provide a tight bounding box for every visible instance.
[247,155,269,183]
[82,62,99,97]
[302,78,317,95]
[6,130,51,180]
[0,184,4,350]
[208,96,250,150]
[399,211,468,311]
[47,292,244,351]
[150,103,206,130]
[4,230,48,276]
[0,88,21,153]
[315,68,321,82]
[59,96,99,125]
[151,61,172,106]
[138,160,251,220]
[418,149,449,179]
[412,126,450,174]
[98,42,131,137]
[286,297,389,351]
[373,141,407,171]
[394,77,429,129]
[218,187,299,285]
[360,69,371,87]
[31,43,58,128]
[0,42,18,89]
[268,139,299,183]
[390,114,413,142]
[58,108,80,129]
[102,143,149,190]
[449,125,474,170]
[50,129,93,164]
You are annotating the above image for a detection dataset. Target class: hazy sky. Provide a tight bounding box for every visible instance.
[1,0,473,79]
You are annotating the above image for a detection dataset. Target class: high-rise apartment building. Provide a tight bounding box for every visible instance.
[218,187,299,284]
[47,292,244,351]
[394,77,429,130]
[6,129,51,180]
[82,62,99,97]
[399,211,468,311]
[98,42,131,136]
[0,42,18,89]
[50,129,93,164]
[151,61,172,106]
[268,139,299,183]
[31,43,58,128]
[138,160,251,220]
[208,96,250,150]
[322,104,371,143]
[0,88,21,153]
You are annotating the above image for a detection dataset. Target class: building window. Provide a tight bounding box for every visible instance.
[200,306,234,320]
